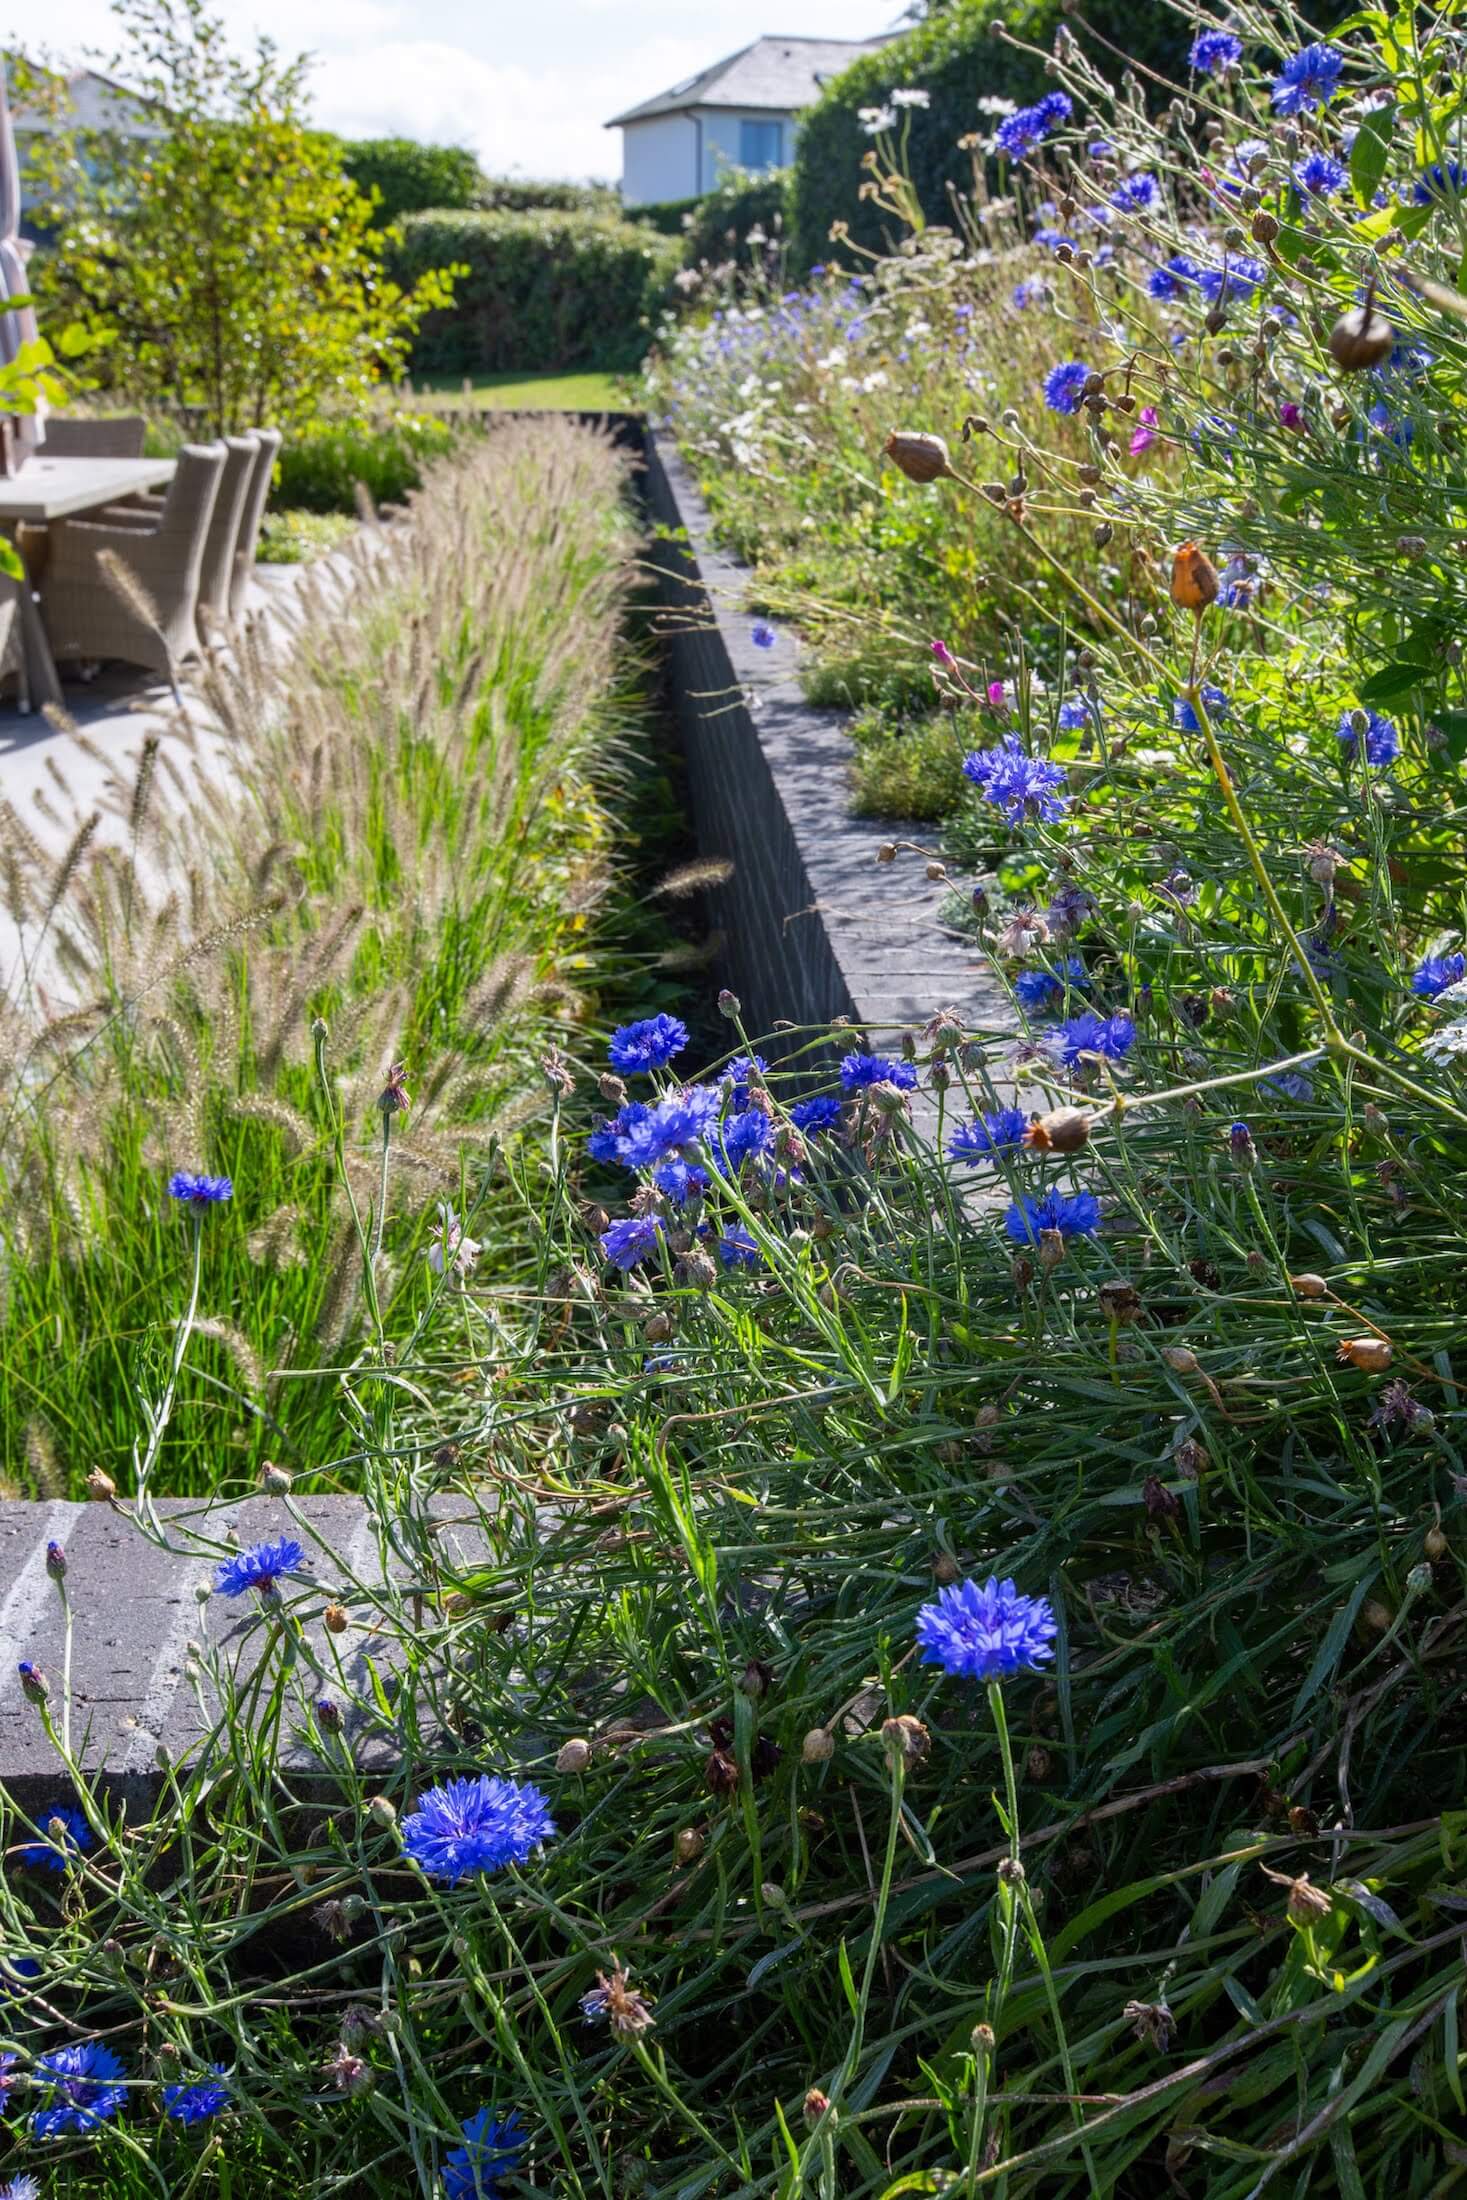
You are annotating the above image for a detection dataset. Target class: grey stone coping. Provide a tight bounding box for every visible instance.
[0,1495,489,1811]
[640,424,1016,1060]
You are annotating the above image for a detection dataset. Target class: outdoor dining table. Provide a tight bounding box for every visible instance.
[0,454,177,711]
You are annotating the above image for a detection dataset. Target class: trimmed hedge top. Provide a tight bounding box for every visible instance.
[388,207,682,377]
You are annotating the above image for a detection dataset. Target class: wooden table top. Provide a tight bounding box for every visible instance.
[0,455,177,522]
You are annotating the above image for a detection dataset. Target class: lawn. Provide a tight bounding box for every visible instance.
[411,367,638,412]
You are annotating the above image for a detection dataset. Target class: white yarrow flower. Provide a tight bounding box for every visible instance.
[891,87,931,108]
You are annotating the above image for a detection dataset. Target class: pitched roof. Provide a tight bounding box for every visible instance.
[606,35,891,129]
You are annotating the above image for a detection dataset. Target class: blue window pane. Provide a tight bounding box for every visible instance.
[739,119,784,170]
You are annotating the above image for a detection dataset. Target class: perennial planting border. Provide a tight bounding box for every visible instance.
[0,416,1019,1803]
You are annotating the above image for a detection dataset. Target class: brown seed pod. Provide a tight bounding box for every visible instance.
[1251,210,1280,244]
[1337,1335,1392,1372]
[1328,298,1395,372]
[1169,542,1220,610]
[884,430,953,484]
[1025,1105,1092,1154]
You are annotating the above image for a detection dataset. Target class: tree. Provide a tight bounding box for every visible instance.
[26,0,455,435]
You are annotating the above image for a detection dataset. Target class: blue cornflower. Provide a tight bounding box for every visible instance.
[31,2041,127,2137]
[948,1107,1029,1163]
[1057,694,1099,729]
[0,2175,40,2200]
[616,1087,723,1169]
[213,1536,305,1599]
[1196,256,1266,302]
[0,2052,19,2115]
[599,1215,664,1270]
[1412,951,1466,999]
[1414,160,1467,204]
[167,1172,232,1207]
[1032,226,1076,252]
[0,1957,41,1993]
[1265,1070,1314,1102]
[1111,171,1158,213]
[716,1108,774,1169]
[587,1101,651,1166]
[163,2067,230,2124]
[963,735,1070,827]
[750,620,777,650]
[915,1575,1058,1682]
[1043,360,1089,414]
[1172,685,1230,733]
[17,1801,90,1873]
[1011,278,1047,308]
[995,91,1071,161]
[1088,137,1113,156]
[1147,253,1200,300]
[1015,958,1088,1012]
[607,1014,688,1075]
[652,1158,709,1206]
[718,1224,761,1268]
[1272,42,1346,114]
[839,1052,917,1092]
[1294,151,1346,195]
[1004,1188,1102,1243]
[1190,28,1242,73]
[1337,709,1399,766]
[790,1095,844,1135]
[443,2107,528,2200]
[400,1776,555,1885]
[1051,1011,1134,1068]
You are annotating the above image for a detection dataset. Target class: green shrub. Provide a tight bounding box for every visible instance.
[629,193,699,236]
[340,135,486,222]
[273,409,460,513]
[682,167,791,264]
[389,208,681,376]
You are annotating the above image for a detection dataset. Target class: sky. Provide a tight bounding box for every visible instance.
[13,0,906,181]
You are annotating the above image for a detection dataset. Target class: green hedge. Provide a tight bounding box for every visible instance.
[388,208,681,376]
[341,137,485,224]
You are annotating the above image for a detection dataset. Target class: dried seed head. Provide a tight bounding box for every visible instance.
[884,430,952,484]
[1263,1866,1333,1925]
[801,1726,835,1764]
[1251,209,1280,243]
[556,1738,593,1775]
[1290,1272,1329,1299]
[323,1602,350,1635]
[1169,542,1219,611]
[1026,1105,1092,1154]
[259,1458,292,1495]
[1162,1345,1198,1374]
[1038,1226,1066,1271]
[87,1468,117,1501]
[877,841,897,864]
[674,1826,705,1865]
[1337,1335,1392,1372]
[804,2088,831,2127]
[1328,300,1395,371]
[881,1713,931,1770]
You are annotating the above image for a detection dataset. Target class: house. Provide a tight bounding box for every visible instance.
[607,35,891,207]
[8,67,164,227]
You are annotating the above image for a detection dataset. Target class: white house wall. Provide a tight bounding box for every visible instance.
[621,114,699,206]
[696,108,793,192]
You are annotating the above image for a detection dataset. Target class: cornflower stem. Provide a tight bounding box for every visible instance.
[133,1208,204,1529]
[1109,1048,1323,1120]
[630,2037,749,2181]
[369,1108,392,1271]
[986,1682,1102,2194]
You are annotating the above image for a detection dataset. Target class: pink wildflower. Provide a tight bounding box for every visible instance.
[1129,405,1158,455]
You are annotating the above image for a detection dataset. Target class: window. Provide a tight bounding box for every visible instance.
[739,118,784,171]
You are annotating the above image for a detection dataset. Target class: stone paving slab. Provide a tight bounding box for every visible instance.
[0,1494,492,1811]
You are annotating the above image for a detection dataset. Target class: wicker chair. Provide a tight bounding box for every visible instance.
[230,428,282,622]
[39,415,148,459]
[41,443,226,679]
[101,434,257,644]
[0,571,26,702]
